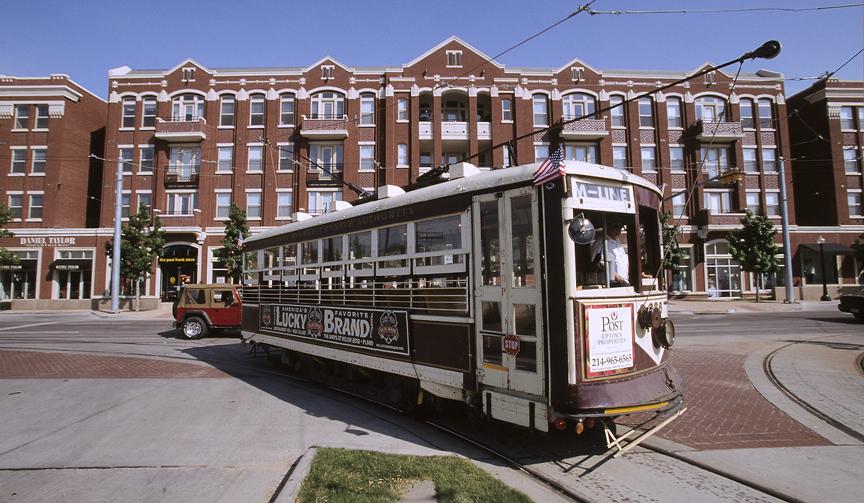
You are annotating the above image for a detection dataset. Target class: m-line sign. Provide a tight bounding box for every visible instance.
[571,181,631,203]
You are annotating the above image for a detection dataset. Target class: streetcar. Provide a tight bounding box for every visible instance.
[239,161,684,444]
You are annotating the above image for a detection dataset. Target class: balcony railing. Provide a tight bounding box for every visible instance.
[165,164,200,186]
[477,121,491,140]
[441,121,468,140]
[418,121,433,140]
[559,117,608,140]
[695,208,747,227]
[154,117,207,142]
[300,115,349,139]
[695,120,744,141]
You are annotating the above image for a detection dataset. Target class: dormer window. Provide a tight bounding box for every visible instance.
[571,67,585,81]
[182,67,196,82]
[446,50,462,67]
[321,65,335,80]
[704,71,716,85]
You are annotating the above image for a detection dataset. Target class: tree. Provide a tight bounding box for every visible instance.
[727,210,781,302]
[214,204,250,283]
[853,233,864,284]
[105,206,165,309]
[0,203,18,267]
[660,211,687,292]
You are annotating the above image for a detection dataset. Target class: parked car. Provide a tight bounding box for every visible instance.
[838,288,864,322]
[163,285,181,302]
[173,284,243,339]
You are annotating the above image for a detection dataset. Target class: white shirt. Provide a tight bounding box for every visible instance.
[592,236,629,283]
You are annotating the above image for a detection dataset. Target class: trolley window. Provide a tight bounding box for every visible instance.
[571,210,637,290]
[347,230,373,276]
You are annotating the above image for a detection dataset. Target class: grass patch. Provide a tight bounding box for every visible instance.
[297,447,532,503]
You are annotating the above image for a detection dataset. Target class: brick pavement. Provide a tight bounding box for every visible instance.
[651,349,829,450]
[0,350,228,379]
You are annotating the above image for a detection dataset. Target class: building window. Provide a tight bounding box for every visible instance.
[704,190,734,213]
[613,146,628,169]
[562,93,596,120]
[501,98,512,122]
[610,95,625,127]
[167,191,197,215]
[571,67,585,81]
[279,94,294,126]
[446,50,462,67]
[844,148,860,173]
[137,192,151,212]
[743,148,758,172]
[172,94,204,121]
[31,149,46,174]
[671,247,693,292]
[311,92,345,119]
[0,250,38,300]
[740,99,755,128]
[249,94,265,126]
[359,145,375,171]
[220,97,235,127]
[309,144,344,177]
[121,98,136,128]
[308,190,342,215]
[277,144,294,172]
[168,146,200,178]
[118,148,134,174]
[182,67,196,81]
[564,143,597,163]
[502,146,510,168]
[701,146,733,178]
[397,98,409,121]
[120,192,131,219]
[758,99,774,129]
[765,192,780,216]
[11,149,27,174]
[532,94,548,126]
[746,192,761,214]
[670,147,685,171]
[761,148,777,172]
[696,96,726,122]
[217,146,233,173]
[27,194,43,220]
[215,192,231,219]
[638,98,654,127]
[54,250,93,300]
[13,105,29,129]
[534,144,549,162]
[849,192,863,217]
[321,65,334,79]
[641,147,656,170]
[840,106,854,130]
[671,193,687,217]
[247,146,263,172]
[859,107,864,129]
[141,98,156,128]
[7,194,23,219]
[35,105,49,129]
[359,93,376,125]
[667,97,682,128]
[277,191,293,218]
[139,146,154,173]
[442,99,466,122]
[397,144,408,166]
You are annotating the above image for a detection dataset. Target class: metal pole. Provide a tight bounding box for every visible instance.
[111,160,123,313]
[819,242,830,301]
[778,157,795,303]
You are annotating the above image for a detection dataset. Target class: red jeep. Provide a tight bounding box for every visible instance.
[172,284,243,339]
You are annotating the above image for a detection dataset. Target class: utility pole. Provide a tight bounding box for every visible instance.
[778,156,795,303]
[111,158,123,313]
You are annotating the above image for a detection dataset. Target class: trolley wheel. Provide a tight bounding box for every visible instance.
[854,312,864,322]
[181,316,208,340]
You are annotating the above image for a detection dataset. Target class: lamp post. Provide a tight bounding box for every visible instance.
[816,236,830,301]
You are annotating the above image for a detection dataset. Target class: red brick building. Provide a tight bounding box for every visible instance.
[787,79,864,298]
[0,74,106,307]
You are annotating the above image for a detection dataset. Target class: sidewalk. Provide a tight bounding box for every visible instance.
[668,298,840,314]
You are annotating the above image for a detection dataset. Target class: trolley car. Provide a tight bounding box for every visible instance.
[239,161,684,438]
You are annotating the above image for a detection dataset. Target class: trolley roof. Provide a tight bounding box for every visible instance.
[246,161,661,245]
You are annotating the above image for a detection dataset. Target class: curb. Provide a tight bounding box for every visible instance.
[272,446,318,503]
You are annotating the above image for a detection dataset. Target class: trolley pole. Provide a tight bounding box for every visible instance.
[778,157,795,303]
[111,159,123,314]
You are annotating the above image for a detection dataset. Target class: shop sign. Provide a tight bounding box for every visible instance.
[259,303,410,356]
[19,237,76,247]
[159,257,196,263]
[0,265,23,271]
[54,264,80,271]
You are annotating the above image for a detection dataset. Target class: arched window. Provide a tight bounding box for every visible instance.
[610,95,625,127]
[696,96,726,122]
[311,92,345,119]
[172,94,205,122]
[532,94,548,126]
[359,92,375,125]
[561,93,596,120]
[666,97,683,128]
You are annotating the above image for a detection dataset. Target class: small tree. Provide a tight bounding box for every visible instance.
[215,204,250,283]
[0,203,18,267]
[727,210,780,302]
[105,206,165,309]
[660,211,687,292]
[853,233,864,283]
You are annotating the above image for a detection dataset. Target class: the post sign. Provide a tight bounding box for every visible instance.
[259,304,410,356]
[583,303,634,376]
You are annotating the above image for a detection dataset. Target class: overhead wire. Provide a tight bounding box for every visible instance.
[584,3,864,16]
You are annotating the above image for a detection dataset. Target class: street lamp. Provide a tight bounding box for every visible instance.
[816,236,831,301]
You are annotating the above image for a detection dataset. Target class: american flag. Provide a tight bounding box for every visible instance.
[533,144,566,186]
[236,235,244,248]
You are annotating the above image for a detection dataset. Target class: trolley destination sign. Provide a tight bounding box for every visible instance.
[259,303,410,356]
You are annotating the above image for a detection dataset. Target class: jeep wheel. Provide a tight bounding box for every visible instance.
[182,316,208,339]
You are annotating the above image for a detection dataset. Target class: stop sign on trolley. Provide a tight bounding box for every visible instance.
[503,335,521,356]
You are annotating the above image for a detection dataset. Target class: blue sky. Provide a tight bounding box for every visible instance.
[1,0,861,97]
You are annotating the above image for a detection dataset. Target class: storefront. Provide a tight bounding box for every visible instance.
[0,250,39,300]
[159,244,198,300]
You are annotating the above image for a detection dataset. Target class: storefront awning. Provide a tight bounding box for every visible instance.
[799,243,856,255]
[49,259,92,271]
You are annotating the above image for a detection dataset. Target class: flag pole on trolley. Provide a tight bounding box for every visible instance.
[533,143,566,186]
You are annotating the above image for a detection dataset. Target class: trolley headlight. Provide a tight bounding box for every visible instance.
[652,319,676,349]
[637,304,663,330]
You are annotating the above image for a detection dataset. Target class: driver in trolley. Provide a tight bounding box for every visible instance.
[591,222,629,287]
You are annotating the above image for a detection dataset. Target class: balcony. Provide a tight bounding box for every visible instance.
[441,121,468,140]
[695,208,747,227]
[418,121,433,140]
[154,117,207,142]
[559,117,608,140]
[300,115,349,139]
[477,122,491,140]
[695,120,744,142]
[164,165,200,187]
